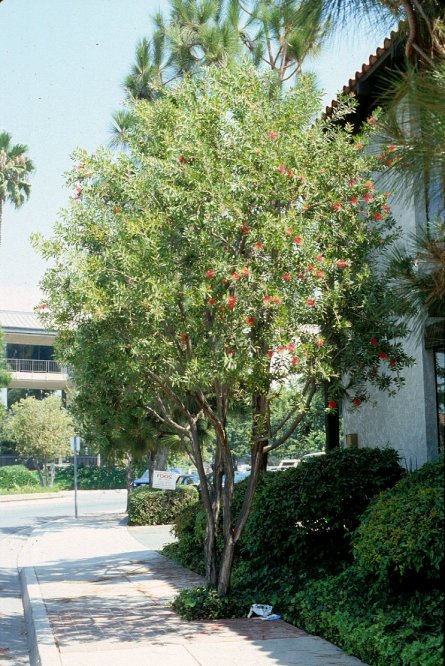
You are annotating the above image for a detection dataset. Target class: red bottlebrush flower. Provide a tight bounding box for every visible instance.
[327,401,337,409]
[316,337,325,347]
[225,348,234,356]
[384,160,393,167]
[349,180,356,187]
[364,180,374,190]
[38,303,48,310]
[298,273,306,280]
[206,269,216,279]
[367,116,377,125]
[389,358,396,367]
[316,270,326,278]
[336,259,348,268]
[350,196,359,205]
[387,144,396,152]
[373,212,383,221]
[370,338,378,346]
[208,298,216,305]
[272,296,281,305]
[278,346,286,352]
[246,315,255,326]
[286,228,293,236]
[363,193,373,202]
[278,164,287,174]
[282,273,292,281]
[293,236,303,245]
[263,295,271,303]
[354,142,363,150]
[316,255,324,262]
[307,265,314,272]
[254,242,264,250]
[287,343,296,352]
[333,203,342,211]
[383,203,390,213]
[291,356,300,366]
[227,296,237,310]
[240,225,250,235]
[231,272,241,280]
[178,155,188,164]
[179,333,189,342]
[267,350,274,358]
[297,175,305,182]
[353,398,361,406]
[306,298,315,306]
[241,268,250,277]
[379,351,388,360]
[377,153,386,161]
[268,131,278,140]
[286,169,293,178]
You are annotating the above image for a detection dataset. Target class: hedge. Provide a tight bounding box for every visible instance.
[0,465,39,489]
[127,485,198,526]
[54,465,127,490]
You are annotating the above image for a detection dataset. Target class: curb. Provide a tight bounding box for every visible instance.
[19,566,62,666]
[0,492,72,503]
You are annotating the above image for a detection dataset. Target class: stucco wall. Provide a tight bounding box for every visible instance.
[342,185,439,469]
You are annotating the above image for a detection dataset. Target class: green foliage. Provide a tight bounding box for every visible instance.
[352,456,444,586]
[0,465,39,489]
[128,485,198,526]
[167,448,404,581]
[3,396,74,486]
[289,568,443,666]
[287,456,444,666]
[163,499,207,576]
[172,585,254,621]
[54,464,127,490]
[236,448,404,577]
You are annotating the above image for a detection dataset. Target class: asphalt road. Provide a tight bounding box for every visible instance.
[0,490,128,542]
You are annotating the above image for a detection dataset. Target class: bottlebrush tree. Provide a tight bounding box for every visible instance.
[35,62,412,594]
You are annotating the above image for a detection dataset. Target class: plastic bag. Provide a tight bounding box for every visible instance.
[247,604,273,618]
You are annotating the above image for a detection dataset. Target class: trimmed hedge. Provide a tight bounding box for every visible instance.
[128,485,198,526]
[289,456,444,666]
[166,448,405,584]
[0,465,39,489]
[54,465,127,490]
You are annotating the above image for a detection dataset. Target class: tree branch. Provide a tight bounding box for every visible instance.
[266,380,317,450]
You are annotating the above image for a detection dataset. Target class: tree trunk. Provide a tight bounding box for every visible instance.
[148,451,155,487]
[324,382,340,450]
[252,393,269,470]
[204,520,218,587]
[217,537,235,596]
[154,444,168,470]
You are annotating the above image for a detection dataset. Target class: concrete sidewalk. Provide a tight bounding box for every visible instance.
[19,514,368,666]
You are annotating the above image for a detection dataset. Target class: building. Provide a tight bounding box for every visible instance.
[0,310,68,408]
[329,36,444,468]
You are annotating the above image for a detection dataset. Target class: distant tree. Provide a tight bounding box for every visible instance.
[110,0,329,146]
[0,131,34,244]
[4,396,74,486]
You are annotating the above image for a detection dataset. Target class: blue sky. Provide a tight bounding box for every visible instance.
[0,0,390,311]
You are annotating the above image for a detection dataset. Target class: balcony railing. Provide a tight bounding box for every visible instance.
[5,358,65,374]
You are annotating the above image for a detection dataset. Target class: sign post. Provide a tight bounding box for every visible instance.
[70,436,80,518]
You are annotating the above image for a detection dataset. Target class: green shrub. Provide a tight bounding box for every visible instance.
[288,457,444,666]
[290,569,443,666]
[163,499,207,575]
[352,456,444,587]
[54,465,126,490]
[128,485,198,526]
[236,447,405,578]
[172,585,254,621]
[0,465,39,489]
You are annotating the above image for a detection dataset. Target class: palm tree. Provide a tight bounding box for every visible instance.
[110,0,330,147]
[0,131,34,244]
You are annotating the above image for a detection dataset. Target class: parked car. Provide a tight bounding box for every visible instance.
[176,473,200,487]
[300,452,325,463]
[133,470,150,487]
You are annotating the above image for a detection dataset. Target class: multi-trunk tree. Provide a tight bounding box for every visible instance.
[36,63,411,593]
